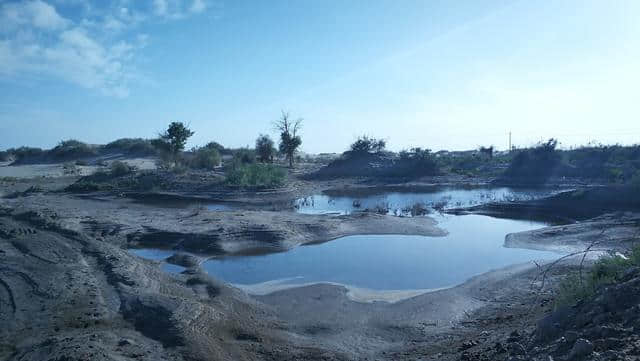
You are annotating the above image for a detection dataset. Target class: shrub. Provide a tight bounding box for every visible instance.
[0,151,10,162]
[104,138,157,156]
[110,161,133,176]
[62,162,80,175]
[225,163,286,188]
[255,134,276,163]
[203,141,228,155]
[349,136,386,155]
[189,148,221,170]
[394,147,439,177]
[8,147,44,162]
[632,171,640,189]
[65,181,104,193]
[171,164,188,174]
[555,246,640,307]
[51,139,97,160]
[231,148,256,165]
[503,138,561,182]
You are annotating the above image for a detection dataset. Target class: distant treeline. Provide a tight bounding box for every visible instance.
[0,138,159,165]
[0,138,238,166]
[498,139,640,185]
[312,135,640,184]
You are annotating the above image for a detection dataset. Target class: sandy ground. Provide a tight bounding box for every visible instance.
[1,161,638,360]
[0,158,156,178]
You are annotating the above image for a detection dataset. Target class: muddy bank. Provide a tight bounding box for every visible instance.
[0,209,309,361]
[447,186,640,222]
[2,166,639,360]
[505,213,640,253]
[1,193,445,260]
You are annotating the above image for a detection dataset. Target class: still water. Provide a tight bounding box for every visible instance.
[294,187,562,216]
[202,215,559,290]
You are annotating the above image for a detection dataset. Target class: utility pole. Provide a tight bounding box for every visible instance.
[508,131,512,153]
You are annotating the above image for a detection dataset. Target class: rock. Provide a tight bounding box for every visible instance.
[592,312,610,325]
[568,338,594,360]
[459,340,478,351]
[118,338,134,346]
[536,307,571,343]
[620,266,640,282]
[494,342,507,354]
[509,342,526,356]
[507,330,522,343]
[603,337,623,349]
[564,331,579,344]
[600,350,622,360]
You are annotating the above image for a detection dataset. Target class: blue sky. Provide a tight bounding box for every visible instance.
[1,0,639,153]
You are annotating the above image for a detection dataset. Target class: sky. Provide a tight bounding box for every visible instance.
[1,0,639,153]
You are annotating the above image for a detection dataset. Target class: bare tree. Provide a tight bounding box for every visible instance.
[274,111,303,168]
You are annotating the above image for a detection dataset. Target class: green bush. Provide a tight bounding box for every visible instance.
[65,181,105,193]
[63,162,80,175]
[104,138,157,156]
[110,161,133,176]
[51,140,97,160]
[503,138,561,182]
[225,163,286,188]
[349,135,386,155]
[8,147,44,162]
[231,148,256,165]
[632,171,640,189]
[0,151,10,162]
[190,148,221,170]
[555,246,640,307]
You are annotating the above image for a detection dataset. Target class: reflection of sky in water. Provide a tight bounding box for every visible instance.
[203,215,561,290]
[162,263,186,274]
[205,204,233,211]
[129,248,174,260]
[294,187,562,216]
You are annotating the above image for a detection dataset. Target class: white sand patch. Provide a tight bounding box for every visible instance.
[233,278,446,303]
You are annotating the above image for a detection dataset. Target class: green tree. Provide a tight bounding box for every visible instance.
[255,134,276,163]
[274,111,302,168]
[154,122,194,165]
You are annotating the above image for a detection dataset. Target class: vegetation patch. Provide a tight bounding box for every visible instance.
[225,163,286,188]
[187,147,221,170]
[104,138,158,156]
[555,246,640,307]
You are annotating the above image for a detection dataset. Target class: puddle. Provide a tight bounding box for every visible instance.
[202,215,561,291]
[130,197,234,211]
[129,248,174,260]
[294,186,563,216]
[162,263,186,273]
[205,204,233,211]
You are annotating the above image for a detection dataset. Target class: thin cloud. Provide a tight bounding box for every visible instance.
[0,0,68,31]
[0,0,211,97]
[190,0,207,14]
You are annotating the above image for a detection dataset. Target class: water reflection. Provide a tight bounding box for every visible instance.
[203,215,560,290]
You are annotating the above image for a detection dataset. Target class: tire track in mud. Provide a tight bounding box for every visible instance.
[0,277,16,315]
[0,267,52,299]
[10,240,58,264]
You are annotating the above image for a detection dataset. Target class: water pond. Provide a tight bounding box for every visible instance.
[202,215,560,291]
[294,186,563,216]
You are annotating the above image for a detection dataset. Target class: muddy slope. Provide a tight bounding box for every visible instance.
[0,208,349,361]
